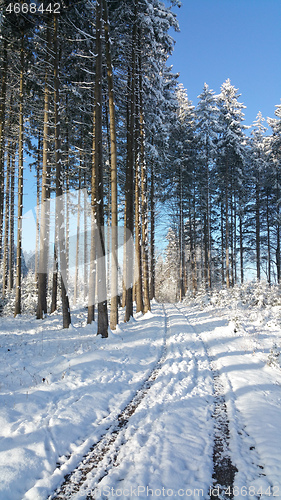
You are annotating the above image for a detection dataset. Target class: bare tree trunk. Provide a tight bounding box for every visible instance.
[178,165,185,301]
[87,186,96,323]
[124,6,137,322]
[277,224,280,284]
[8,143,15,291]
[203,211,208,289]
[2,141,11,297]
[267,190,271,284]
[135,154,143,313]
[230,177,234,286]
[225,158,230,288]
[239,214,244,284]
[221,201,224,285]
[256,172,261,280]
[103,0,118,329]
[50,242,58,313]
[121,69,131,310]
[234,195,237,284]
[74,167,81,305]
[37,21,52,319]
[149,160,155,300]
[192,187,198,293]
[87,84,96,324]
[139,66,150,312]
[35,133,41,284]
[65,101,70,281]
[53,12,71,328]
[14,34,24,317]
[0,38,8,260]
[206,159,212,289]
[95,0,108,336]
[84,172,88,302]
[188,197,196,294]
[134,60,143,314]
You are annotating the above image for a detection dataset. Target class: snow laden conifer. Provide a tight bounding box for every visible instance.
[168,84,197,298]
[216,79,248,286]
[268,102,281,283]
[196,83,219,289]
[248,112,268,281]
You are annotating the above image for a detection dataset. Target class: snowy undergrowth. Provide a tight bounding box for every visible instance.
[183,281,281,367]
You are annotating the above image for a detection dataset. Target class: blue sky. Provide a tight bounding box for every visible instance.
[168,0,281,128]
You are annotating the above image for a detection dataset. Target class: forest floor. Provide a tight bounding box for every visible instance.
[0,290,281,499]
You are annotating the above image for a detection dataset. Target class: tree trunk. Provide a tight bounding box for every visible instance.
[87,185,96,324]
[225,157,230,288]
[121,68,131,310]
[14,34,24,317]
[188,196,197,294]
[134,58,143,314]
[84,172,88,302]
[178,165,185,301]
[0,38,8,260]
[239,214,244,284]
[53,12,71,328]
[277,224,280,284]
[267,190,271,284]
[50,243,58,313]
[2,141,11,298]
[149,160,155,300]
[37,21,52,319]
[65,100,70,282]
[87,84,96,324]
[35,133,41,285]
[95,0,108,336]
[124,6,137,322]
[139,54,150,312]
[74,167,81,305]
[135,155,144,313]
[256,172,261,280]
[230,177,234,287]
[234,195,237,284]
[203,212,208,290]
[8,143,15,291]
[192,185,197,293]
[206,159,212,289]
[103,0,118,329]
[221,201,224,285]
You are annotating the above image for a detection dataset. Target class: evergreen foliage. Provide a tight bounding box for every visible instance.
[1,3,281,319]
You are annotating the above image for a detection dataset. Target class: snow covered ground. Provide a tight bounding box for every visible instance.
[1,286,281,499]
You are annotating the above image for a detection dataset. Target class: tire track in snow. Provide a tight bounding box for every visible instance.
[176,304,271,499]
[174,303,238,499]
[213,358,270,497]
[49,305,169,500]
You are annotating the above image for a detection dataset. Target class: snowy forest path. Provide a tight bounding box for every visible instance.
[48,304,216,499]
[48,304,170,499]
[178,303,277,499]
[18,302,278,500]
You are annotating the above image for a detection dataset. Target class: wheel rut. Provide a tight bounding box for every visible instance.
[174,304,238,499]
[210,369,238,499]
[49,305,169,499]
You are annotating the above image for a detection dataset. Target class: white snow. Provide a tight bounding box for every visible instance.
[1,287,281,499]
